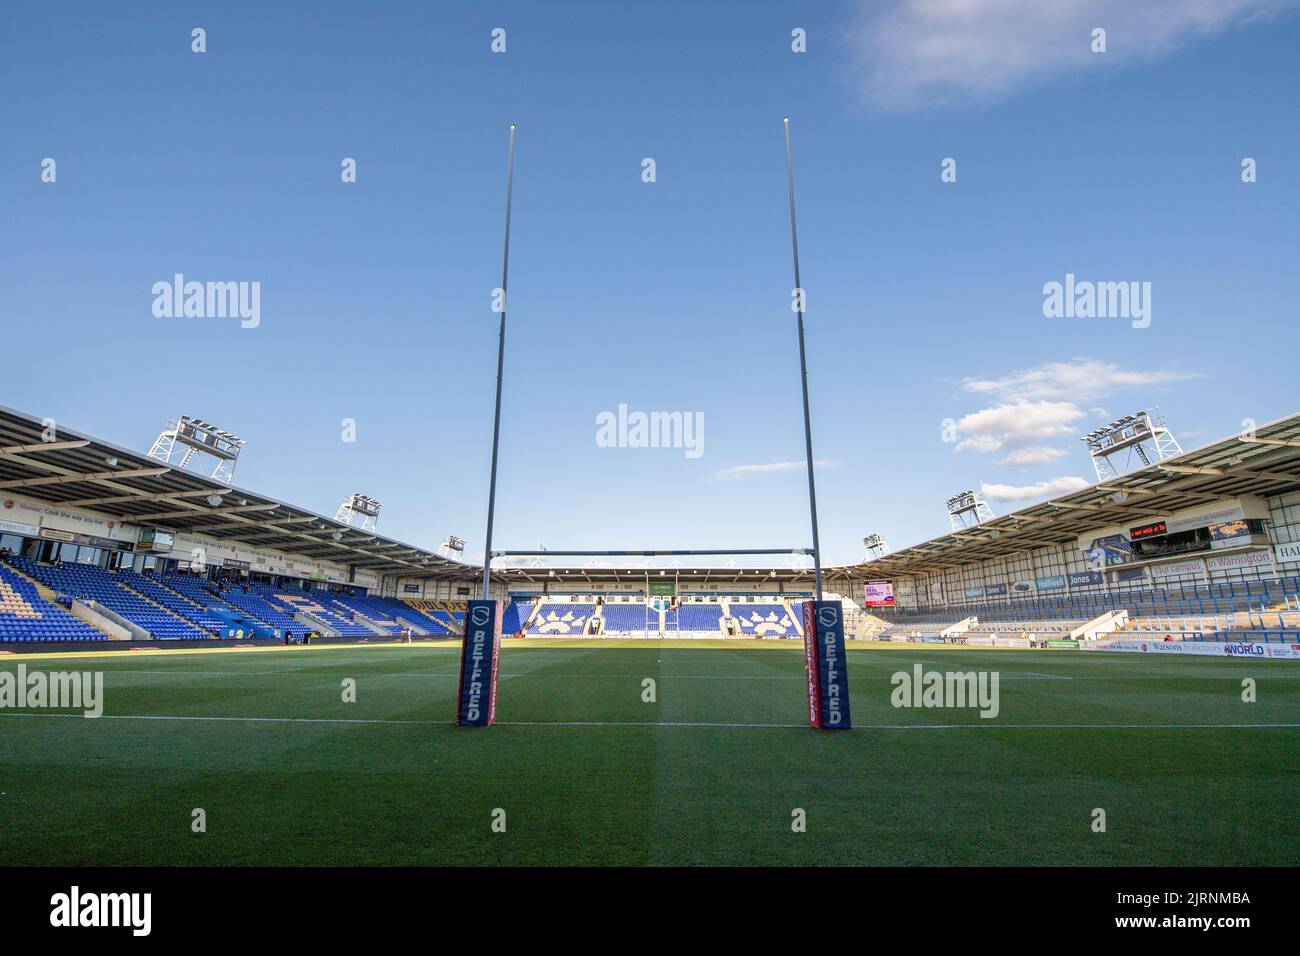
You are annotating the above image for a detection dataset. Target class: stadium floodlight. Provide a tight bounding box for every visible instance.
[863,533,889,561]
[1082,408,1184,481]
[334,493,383,533]
[438,535,466,560]
[946,490,995,532]
[146,415,246,483]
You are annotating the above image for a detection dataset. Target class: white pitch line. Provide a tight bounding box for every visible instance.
[499,721,1300,730]
[496,720,808,728]
[83,670,298,677]
[1,713,1296,730]
[0,712,432,725]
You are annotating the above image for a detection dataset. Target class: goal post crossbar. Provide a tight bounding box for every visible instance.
[491,548,812,558]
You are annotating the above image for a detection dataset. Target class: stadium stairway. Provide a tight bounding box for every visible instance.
[162,574,288,632]
[113,575,218,638]
[2,560,63,604]
[782,599,805,637]
[324,598,392,637]
[501,598,536,636]
[273,592,376,638]
[855,614,892,639]
[213,586,300,634]
[157,575,269,633]
[6,558,209,640]
[517,599,544,635]
[402,600,456,635]
[327,594,427,636]
[0,562,112,642]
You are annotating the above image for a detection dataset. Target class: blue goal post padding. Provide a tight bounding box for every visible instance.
[455,600,502,726]
[801,600,851,729]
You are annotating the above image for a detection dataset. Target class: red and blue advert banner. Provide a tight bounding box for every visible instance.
[456,599,502,727]
[801,600,852,730]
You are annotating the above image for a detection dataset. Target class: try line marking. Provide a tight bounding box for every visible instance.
[1,713,1296,730]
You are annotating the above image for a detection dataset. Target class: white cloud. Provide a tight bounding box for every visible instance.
[962,359,1201,404]
[954,400,1084,453]
[847,0,1297,110]
[997,446,1068,467]
[981,476,1090,502]
[711,460,839,480]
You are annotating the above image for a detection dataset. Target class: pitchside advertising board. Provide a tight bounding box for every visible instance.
[1086,639,1300,659]
[801,600,851,730]
[455,599,502,727]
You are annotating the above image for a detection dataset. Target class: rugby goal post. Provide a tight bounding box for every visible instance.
[461,119,845,729]
[466,549,850,730]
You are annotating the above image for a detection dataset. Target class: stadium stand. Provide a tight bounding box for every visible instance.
[601,602,652,635]
[501,598,534,636]
[1,405,1297,654]
[441,601,467,634]
[212,582,301,633]
[675,602,724,636]
[160,572,242,613]
[264,586,374,637]
[871,578,1300,643]
[119,570,230,634]
[530,602,595,635]
[327,592,425,635]
[6,557,212,639]
[727,600,799,637]
[0,561,106,642]
[402,600,457,634]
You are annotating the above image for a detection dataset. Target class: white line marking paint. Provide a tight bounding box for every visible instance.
[1,713,1296,730]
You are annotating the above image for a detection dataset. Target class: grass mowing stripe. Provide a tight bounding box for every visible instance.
[2,643,1296,865]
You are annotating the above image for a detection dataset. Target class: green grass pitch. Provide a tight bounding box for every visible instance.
[1,640,1296,866]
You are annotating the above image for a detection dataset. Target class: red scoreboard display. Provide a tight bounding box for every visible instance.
[1129,520,1168,540]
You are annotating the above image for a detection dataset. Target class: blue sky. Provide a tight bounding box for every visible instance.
[2,0,1298,567]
